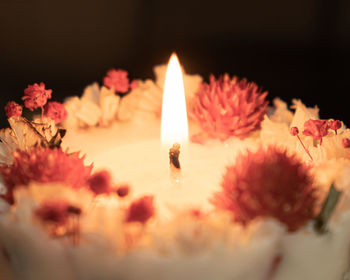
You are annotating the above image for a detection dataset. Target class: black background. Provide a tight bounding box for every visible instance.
[0,0,349,128]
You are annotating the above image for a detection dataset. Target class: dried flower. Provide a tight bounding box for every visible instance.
[103,69,135,94]
[342,138,350,149]
[35,199,70,226]
[44,101,68,124]
[211,146,317,232]
[4,101,22,118]
[126,195,155,224]
[87,170,113,196]
[290,126,299,136]
[116,184,130,198]
[328,120,342,135]
[290,126,313,161]
[302,119,329,145]
[190,74,268,140]
[22,82,52,111]
[0,147,92,204]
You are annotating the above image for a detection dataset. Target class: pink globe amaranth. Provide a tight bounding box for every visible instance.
[211,146,317,232]
[4,101,22,118]
[0,147,93,205]
[44,101,68,124]
[190,74,268,140]
[22,82,52,111]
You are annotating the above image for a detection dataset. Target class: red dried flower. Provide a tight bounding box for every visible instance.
[103,69,133,93]
[290,126,299,136]
[0,147,93,204]
[342,138,350,149]
[22,82,52,111]
[126,195,155,224]
[328,120,342,135]
[44,101,68,124]
[87,170,113,196]
[35,199,70,226]
[211,146,317,232]
[290,126,313,161]
[190,74,268,140]
[302,119,329,145]
[116,184,130,198]
[4,101,22,118]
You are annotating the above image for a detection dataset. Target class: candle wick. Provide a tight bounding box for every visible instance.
[169,143,181,169]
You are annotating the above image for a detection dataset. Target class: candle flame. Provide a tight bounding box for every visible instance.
[161,53,189,147]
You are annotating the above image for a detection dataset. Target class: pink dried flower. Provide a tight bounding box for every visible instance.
[190,74,268,140]
[342,138,350,149]
[35,199,70,226]
[87,170,113,196]
[4,101,23,118]
[290,126,299,136]
[116,184,130,198]
[44,101,68,124]
[328,120,342,135]
[302,119,329,145]
[211,146,317,232]
[22,82,52,111]
[0,147,93,205]
[290,126,313,161]
[103,69,133,93]
[126,195,155,224]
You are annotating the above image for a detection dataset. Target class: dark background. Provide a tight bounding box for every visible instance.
[0,0,349,128]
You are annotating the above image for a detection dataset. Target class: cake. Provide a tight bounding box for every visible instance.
[1,55,350,280]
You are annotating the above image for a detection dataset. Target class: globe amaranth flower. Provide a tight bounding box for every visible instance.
[22,82,52,111]
[190,74,268,140]
[211,146,317,232]
[0,147,93,205]
[4,101,22,118]
[126,195,155,224]
[103,69,136,94]
[44,101,68,124]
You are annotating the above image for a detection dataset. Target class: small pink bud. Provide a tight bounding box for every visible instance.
[290,127,299,136]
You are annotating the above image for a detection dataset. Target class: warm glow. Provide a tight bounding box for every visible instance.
[161,53,189,147]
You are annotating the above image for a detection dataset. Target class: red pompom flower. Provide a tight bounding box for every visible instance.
[22,82,52,111]
[190,74,268,140]
[211,146,317,232]
[302,119,329,145]
[4,101,22,118]
[0,147,93,204]
[44,101,68,124]
[103,69,135,94]
[126,195,155,224]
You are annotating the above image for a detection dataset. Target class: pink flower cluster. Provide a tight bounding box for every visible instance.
[44,101,68,124]
[212,146,317,232]
[22,82,52,111]
[302,119,342,145]
[4,101,22,118]
[103,69,138,94]
[190,74,268,141]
